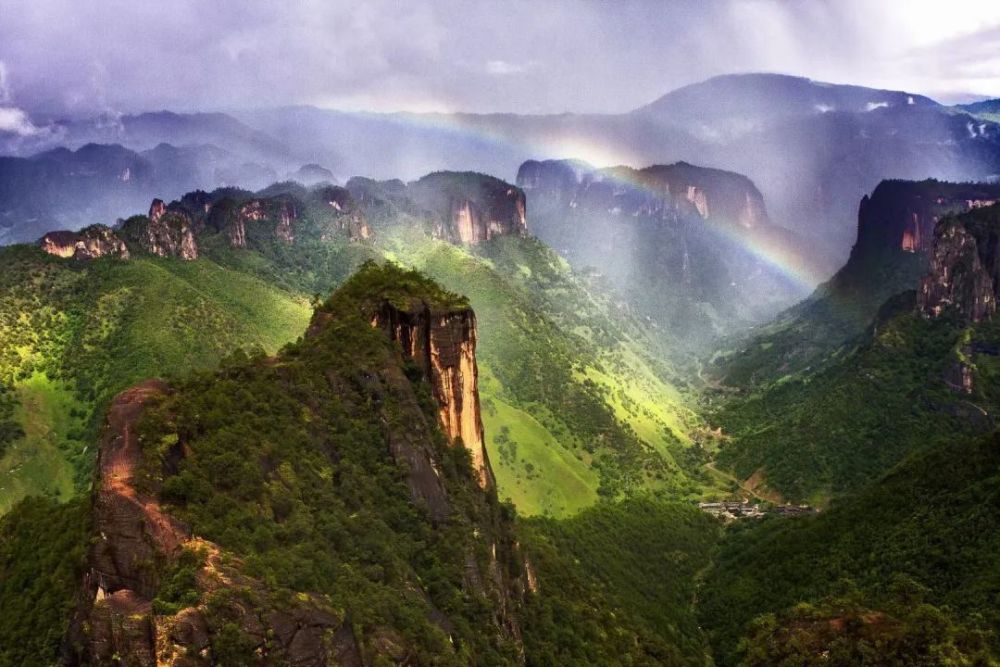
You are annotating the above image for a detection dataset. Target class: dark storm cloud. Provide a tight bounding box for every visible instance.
[0,0,998,117]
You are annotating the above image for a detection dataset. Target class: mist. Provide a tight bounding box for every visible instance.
[1,0,999,119]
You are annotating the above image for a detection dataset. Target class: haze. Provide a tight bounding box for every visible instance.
[1,0,999,124]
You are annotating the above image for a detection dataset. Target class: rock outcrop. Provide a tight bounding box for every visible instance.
[38,225,130,260]
[119,199,200,260]
[407,172,527,245]
[919,203,1000,322]
[370,299,495,490]
[311,185,371,240]
[851,180,1000,263]
[68,381,365,666]
[66,265,528,665]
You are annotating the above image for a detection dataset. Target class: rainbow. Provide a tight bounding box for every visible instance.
[352,110,829,291]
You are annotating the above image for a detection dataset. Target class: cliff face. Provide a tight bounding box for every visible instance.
[38,225,130,260]
[119,199,200,260]
[370,299,495,490]
[919,204,1000,323]
[851,180,1000,264]
[207,197,299,248]
[407,172,527,245]
[312,185,371,240]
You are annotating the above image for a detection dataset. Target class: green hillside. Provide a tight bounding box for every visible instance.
[381,228,719,515]
[520,498,721,666]
[0,218,716,518]
[0,246,313,512]
[707,298,985,504]
[699,431,1000,665]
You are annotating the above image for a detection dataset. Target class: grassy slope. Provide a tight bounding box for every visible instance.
[708,300,985,504]
[0,248,312,511]
[382,229,720,516]
[0,373,84,513]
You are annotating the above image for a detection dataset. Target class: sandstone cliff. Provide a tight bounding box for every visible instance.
[407,172,527,245]
[370,299,495,490]
[119,199,200,260]
[39,225,130,260]
[919,204,1000,323]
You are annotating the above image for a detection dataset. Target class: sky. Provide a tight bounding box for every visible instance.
[0,0,999,125]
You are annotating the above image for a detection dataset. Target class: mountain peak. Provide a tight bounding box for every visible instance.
[636,72,940,118]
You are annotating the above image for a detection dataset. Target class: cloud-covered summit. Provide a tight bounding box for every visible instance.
[0,0,997,118]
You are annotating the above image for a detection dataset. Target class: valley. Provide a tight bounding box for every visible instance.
[2,20,1000,661]
[0,157,998,664]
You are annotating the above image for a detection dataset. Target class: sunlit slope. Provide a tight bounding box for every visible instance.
[0,247,311,511]
[0,227,722,518]
[382,229,722,515]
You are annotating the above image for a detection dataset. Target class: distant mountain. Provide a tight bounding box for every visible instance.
[235,74,1000,269]
[957,98,1000,117]
[0,142,282,243]
[4,73,1000,274]
[637,73,939,123]
[0,110,290,165]
[714,179,1000,386]
[516,158,815,345]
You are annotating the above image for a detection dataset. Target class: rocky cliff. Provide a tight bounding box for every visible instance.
[39,225,130,260]
[370,299,495,490]
[919,203,1000,323]
[118,199,200,260]
[851,180,1000,264]
[66,263,528,664]
[407,172,527,245]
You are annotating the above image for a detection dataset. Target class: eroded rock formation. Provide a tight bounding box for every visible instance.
[919,206,1000,322]
[119,199,200,259]
[370,299,495,490]
[38,225,130,260]
[407,172,527,245]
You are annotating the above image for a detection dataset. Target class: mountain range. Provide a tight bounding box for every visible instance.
[1,71,1000,665]
[5,74,1000,266]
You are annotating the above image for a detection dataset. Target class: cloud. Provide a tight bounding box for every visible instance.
[0,106,42,136]
[0,61,11,104]
[0,0,998,115]
[486,60,528,76]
